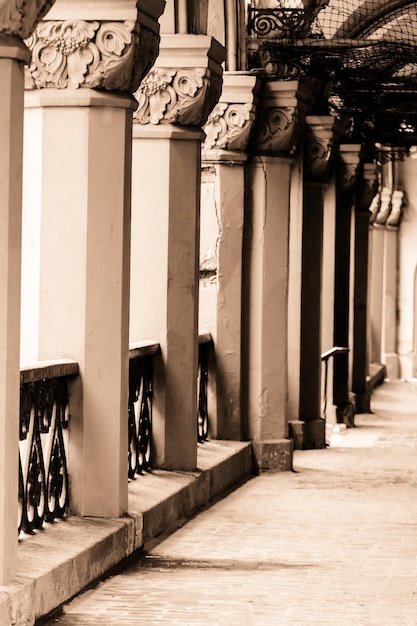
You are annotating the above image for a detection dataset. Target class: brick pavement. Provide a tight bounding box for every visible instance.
[38,381,417,626]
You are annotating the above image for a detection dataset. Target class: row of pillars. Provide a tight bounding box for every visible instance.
[0,4,387,586]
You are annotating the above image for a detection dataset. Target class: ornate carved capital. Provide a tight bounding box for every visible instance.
[357,162,378,213]
[387,189,404,227]
[134,66,222,126]
[254,79,311,156]
[133,34,225,128]
[24,1,164,94]
[0,0,55,39]
[202,73,261,156]
[204,102,256,151]
[338,144,361,195]
[374,187,392,225]
[368,192,381,224]
[304,115,335,182]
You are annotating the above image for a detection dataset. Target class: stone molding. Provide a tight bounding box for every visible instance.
[0,0,55,39]
[202,72,261,155]
[304,115,335,182]
[24,1,165,94]
[133,35,225,128]
[254,79,311,156]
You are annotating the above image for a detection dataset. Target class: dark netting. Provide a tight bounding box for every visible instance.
[247,1,417,144]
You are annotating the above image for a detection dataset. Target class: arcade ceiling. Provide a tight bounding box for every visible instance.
[247,0,417,148]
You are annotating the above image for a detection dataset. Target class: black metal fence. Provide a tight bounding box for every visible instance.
[19,361,79,534]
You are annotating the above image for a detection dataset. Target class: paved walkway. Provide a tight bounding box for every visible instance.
[38,381,417,626]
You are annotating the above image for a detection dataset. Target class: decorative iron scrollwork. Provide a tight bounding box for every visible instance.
[128,355,153,477]
[19,377,70,534]
[247,8,305,40]
[197,341,210,443]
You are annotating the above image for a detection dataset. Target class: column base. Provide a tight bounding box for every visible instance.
[288,419,326,450]
[354,392,371,414]
[336,402,355,428]
[382,353,400,380]
[252,439,293,471]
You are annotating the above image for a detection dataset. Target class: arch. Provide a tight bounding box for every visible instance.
[333,0,417,38]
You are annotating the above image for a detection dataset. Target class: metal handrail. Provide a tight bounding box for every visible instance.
[321,346,349,426]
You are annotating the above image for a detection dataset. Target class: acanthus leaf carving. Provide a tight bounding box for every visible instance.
[134,67,222,128]
[256,106,296,154]
[25,18,160,94]
[0,0,55,39]
[203,102,256,152]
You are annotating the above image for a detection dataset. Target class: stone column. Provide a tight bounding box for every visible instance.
[333,144,361,426]
[23,0,165,517]
[0,0,54,586]
[352,162,377,413]
[298,115,335,448]
[368,186,391,365]
[130,35,225,471]
[200,72,260,440]
[381,189,403,378]
[244,79,310,469]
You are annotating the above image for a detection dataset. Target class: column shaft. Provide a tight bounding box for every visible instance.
[26,91,134,517]
[130,125,201,471]
[0,46,28,585]
[299,182,324,423]
[352,211,371,411]
[200,159,245,440]
[244,156,293,470]
[382,227,399,378]
[368,225,385,364]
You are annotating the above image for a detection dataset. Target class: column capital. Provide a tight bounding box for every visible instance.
[24,0,165,94]
[254,78,311,157]
[387,189,404,227]
[304,115,336,182]
[357,161,378,213]
[202,72,261,161]
[338,143,361,194]
[374,186,392,225]
[0,0,54,39]
[133,34,225,128]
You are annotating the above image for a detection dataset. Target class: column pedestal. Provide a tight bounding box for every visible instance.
[130,124,202,471]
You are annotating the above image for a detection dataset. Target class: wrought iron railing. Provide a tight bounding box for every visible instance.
[197,334,213,443]
[128,341,160,478]
[19,361,79,534]
[247,6,305,39]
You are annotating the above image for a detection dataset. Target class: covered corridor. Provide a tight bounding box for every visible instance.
[35,379,417,625]
[2,1,417,623]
